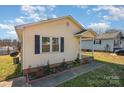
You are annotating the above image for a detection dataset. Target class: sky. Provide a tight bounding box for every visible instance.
[0,5,124,39]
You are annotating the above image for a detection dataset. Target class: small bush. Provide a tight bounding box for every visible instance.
[75,58,80,63]
[60,62,68,70]
[43,61,52,75]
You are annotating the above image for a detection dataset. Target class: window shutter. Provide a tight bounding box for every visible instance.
[100,40,101,44]
[60,37,64,52]
[35,35,40,54]
[94,40,95,44]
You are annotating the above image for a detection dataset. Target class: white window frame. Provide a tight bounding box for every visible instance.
[41,36,60,53]
[42,37,51,53]
[52,37,60,52]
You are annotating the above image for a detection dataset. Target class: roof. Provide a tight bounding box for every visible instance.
[74,28,97,38]
[15,15,85,41]
[15,15,84,30]
[81,31,122,41]
[74,29,87,35]
[95,31,121,40]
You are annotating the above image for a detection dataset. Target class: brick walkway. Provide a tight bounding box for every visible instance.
[31,62,104,87]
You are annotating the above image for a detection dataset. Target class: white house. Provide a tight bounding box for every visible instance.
[0,46,14,55]
[15,15,91,73]
[121,37,124,48]
[81,31,124,52]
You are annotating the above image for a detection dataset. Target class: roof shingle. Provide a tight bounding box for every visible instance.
[95,31,121,40]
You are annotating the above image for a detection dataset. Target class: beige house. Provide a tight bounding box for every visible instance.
[16,15,94,72]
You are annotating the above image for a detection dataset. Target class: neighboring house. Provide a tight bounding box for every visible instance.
[81,31,124,52]
[76,29,97,50]
[121,37,124,48]
[0,46,13,55]
[15,15,88,72]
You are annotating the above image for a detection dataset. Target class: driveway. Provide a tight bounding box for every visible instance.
[0,62,104,87]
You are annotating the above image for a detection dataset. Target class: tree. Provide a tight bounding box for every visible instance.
[105,29,122,33]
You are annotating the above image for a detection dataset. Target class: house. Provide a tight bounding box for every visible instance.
[81,31,124,52]
[121,37,124,48]
[15,15,90,73]
[0,46,13,55]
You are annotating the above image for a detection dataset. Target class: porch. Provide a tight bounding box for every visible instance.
[74,28,96,62]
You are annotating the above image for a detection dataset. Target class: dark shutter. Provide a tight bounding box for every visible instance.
[94,40,95,44]
[35,35,40,54]
[99,40,101,44]
[60,37,64,52]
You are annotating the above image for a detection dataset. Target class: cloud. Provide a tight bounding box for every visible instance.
[7,31,16,35]
[88,22,110,34]
[15,18,25,24]
[47,5,56,11]
[93,5,124,21]
[20,5,57,22]
[21,5,47,22]
[51,14,57,18]
[0,24,14,31]
[0,24,16,38]
[86,10,90,15]
[74,5,88,9]
[1,5,57,39]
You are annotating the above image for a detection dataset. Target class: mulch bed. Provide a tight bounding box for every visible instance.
[24,58,93,82]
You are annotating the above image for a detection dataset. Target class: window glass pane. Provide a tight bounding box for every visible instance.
[52,38,59,52]
[95,40,101,44]
[114,40,118,45]
[42,37,50,45]
[42,37,50,52]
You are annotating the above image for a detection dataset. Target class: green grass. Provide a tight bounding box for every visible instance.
[58,52,124,87]
[83,51,124,65]
[0,55,22,81]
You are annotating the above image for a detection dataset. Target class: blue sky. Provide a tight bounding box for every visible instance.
[0,5,124,39]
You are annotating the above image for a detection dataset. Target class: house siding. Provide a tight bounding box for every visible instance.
[81,39,114,52]
[81,40,93,50]
[121,39,124,48]
[22,18,81,69]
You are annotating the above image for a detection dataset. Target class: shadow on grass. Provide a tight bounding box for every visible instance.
[5,63,22,80]
[4,63,25,87]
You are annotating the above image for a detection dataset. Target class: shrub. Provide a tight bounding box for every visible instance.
[43,61,52,75]
[15,63,22,75]
[60,62,68,70]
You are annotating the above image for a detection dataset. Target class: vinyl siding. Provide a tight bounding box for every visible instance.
[81,39,114,52]
[22,18,81,69]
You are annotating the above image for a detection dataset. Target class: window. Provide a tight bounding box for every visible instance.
[42,37,50,52]
[114,40,118,46]
[52,38,59,52]
[94,40,101,44]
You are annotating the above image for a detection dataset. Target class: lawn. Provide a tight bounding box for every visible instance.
[0,55,22,81]
[58,52,124,87]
